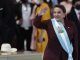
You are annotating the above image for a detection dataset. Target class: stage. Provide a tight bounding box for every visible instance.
[0,51,43,60]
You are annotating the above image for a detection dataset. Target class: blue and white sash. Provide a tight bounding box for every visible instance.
[51,18,73,60]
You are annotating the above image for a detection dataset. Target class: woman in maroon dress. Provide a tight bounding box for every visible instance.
[33,5,78,60]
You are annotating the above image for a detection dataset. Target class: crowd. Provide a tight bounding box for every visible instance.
[0,0,79,60]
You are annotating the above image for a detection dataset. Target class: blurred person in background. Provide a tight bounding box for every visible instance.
[60,0,73,14]
[30,0,51,53]
[0,0,18,48]
[16,0,33,51]
[67,0,80,59]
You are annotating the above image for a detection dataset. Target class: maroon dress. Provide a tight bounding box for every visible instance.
[34,16,78,60]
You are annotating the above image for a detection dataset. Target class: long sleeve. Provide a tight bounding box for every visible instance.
[72,22,78,60]
[33,15,48,29]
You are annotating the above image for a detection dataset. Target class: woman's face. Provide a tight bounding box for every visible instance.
[53,7,65,20]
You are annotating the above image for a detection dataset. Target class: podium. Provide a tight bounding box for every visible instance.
[0,51,43,60]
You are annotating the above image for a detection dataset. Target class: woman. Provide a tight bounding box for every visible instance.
[30,0,51,53]
[33,5,78,60]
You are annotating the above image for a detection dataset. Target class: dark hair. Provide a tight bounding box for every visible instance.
[72,0,80,5]
[20,0,28,4]
[43,0,53,8]
[53,5,66,13]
